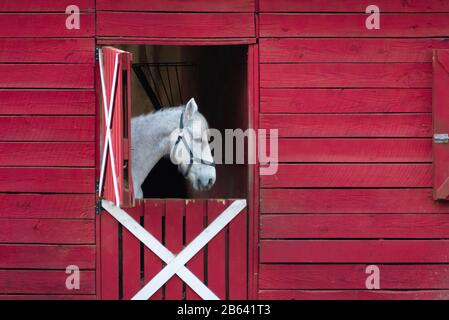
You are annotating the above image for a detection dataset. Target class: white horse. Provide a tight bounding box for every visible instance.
[131,98,216,199]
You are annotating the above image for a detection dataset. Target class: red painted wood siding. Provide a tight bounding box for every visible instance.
[100,47,134,208]
[259,3,449,300]
[432,50,449,199]
[3,0,449,301]
[0,3,96,300]
[97,0,255,12]
[95,0,255,40]
[97,12,255,39]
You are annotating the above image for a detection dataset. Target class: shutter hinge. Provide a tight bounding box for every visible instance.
[95,180,100,193]
[95,47,100,61]
[434,133,449,144]
[96,199,103,215]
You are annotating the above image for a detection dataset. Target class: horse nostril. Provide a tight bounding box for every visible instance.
[208,178,214,186]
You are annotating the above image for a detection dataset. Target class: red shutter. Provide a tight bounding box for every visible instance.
[100,47,134,208]
[433,50,449,200]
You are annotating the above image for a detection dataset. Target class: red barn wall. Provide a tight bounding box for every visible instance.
[258,0,449,299]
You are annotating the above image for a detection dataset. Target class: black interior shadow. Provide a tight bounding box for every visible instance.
[141,157,188,198]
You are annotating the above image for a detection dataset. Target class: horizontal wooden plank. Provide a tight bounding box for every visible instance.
[259,0,449,12]
[261,214,449,239]
[260,189,449,214]
[276,138,431,163]
[0,142,94,167]
[260,63,431,88]
[260,240,449,263]
[260,89,431,113]
[0,1,94,12]
[97,12,255,38]
[0,65,94,89]
[0,244,95,268]
[97,0,255,12]
[0,270,94,294]
[259,264,449,289]
[261,164,431,188]
[0,14,94,37]
[0,90,95,115]
[0,38,94,63]
[0,168,94,193]
[260,114,431,138]
[258,290,449,300]
[0,116,94,141]
[0,194,95,219]
[259,14,449,37]
[0,219,95,244]
[260,38,449,63]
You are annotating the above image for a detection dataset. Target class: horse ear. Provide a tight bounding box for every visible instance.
[184,98,198,121]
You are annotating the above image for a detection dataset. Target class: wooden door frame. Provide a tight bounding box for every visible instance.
[94,39,260,300]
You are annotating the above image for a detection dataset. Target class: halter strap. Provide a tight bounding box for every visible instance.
[173,110,215,178]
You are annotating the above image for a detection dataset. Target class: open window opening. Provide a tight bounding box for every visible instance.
[100,44,250,202]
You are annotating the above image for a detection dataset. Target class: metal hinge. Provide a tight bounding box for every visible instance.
[95,47,100,61]
[95,180,100,193]
[96,199,103,215]
[434,133,449,144]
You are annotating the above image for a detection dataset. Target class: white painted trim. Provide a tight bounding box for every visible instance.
[132,199,247,300]
[98,49,121,206]
[102,200,225,300]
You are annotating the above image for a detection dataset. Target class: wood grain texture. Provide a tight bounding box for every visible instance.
[0,244,95,269]
[0,219,95,244]
[0,116,95,141]
[260,39,449,63]
[259,264,449,289]
[258,289,449,300]
[0,38,94,63]
[260,240,449,263]
[0,194,95,219]
[228,206,247,300]
[0,270,95,294]
[260,63,431,88]
[164,200,184,300]
[143,200,164,300]
[261,164,431,188]
[260,189,449,214]
[0,294,97,300]
[0,90,95,115]
[0,65,94,88]
[207,200,227,300]
[0,168,94,193]
[0,0,94,12]
[276,138,431,163]
[0,14,94,37]
[100,209,119,299]
[0,142,94,166]
[122,206,143,300]
[260,114,431,138]
[259,0,449,12]
[260,89,431,113]
[97,0,255,12]
[259,14,449,37]
[185,200,206,300]
[97,12,255,38]
[261,214,449,239]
